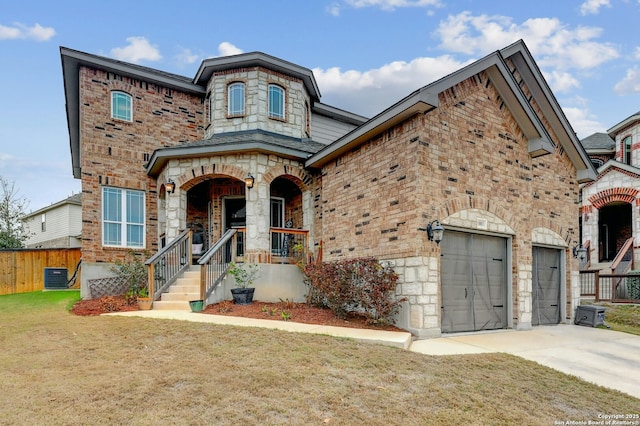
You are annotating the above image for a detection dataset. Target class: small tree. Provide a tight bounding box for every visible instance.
[0,176,32,249]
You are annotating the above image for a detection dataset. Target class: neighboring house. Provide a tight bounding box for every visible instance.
[22,193,82,248]
[61,39,595,337]
[580,112,640,268]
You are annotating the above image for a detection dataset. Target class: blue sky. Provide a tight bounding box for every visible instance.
[2,0,640,211]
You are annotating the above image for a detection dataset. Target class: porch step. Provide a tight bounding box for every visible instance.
[152,267,202,311]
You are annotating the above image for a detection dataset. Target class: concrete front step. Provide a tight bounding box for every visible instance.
[152,300,193,310]
[153,269,202,310]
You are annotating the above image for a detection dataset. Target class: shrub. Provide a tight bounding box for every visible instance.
[302,257,403,325]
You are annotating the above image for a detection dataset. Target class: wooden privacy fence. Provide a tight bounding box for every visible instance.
[0,248,81,296]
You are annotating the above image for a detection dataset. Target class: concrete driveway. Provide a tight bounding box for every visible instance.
[410,324,640,399]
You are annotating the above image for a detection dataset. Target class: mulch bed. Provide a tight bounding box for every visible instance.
[71,296,403,332]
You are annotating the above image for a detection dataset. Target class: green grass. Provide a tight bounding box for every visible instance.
[0,290,80,312]
[597,303,640,336]
[0,292,638,425]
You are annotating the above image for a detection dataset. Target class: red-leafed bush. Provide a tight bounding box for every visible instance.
[302,257,404,325]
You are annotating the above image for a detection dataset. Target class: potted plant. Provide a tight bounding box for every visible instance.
[227,262,259,305]
[112,251,152,310]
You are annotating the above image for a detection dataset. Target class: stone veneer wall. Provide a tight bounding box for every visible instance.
[205,67,310,139]
[318,70,581,335]
[162,153,315,263]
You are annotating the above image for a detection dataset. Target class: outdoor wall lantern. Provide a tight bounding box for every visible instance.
[572,241,587,262]
[164,179,175,194]
[245,173,255,189]
[419,220,445,245]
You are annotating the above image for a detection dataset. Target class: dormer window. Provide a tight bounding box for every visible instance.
[228,82,245,116]
[111,91,132,121]
[268,84,285,120]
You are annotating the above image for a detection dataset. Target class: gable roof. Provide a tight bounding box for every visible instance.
[306,40,596,183]
[22,193,82,220]
[607,111,640,137]
[581,132,615,153]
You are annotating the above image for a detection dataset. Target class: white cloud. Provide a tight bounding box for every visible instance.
[546,71,581,93]
[344,0,442,10]
[613,67,640,94]
[314,55,470,116]
[329,0,441,14]
[435,12,618,71]
[175,46,199,65]
[0,23,55,41]
[110,37,162,63]
[562,106,606,138]
[634,47,640,60]
[580,0,611,15]
[218,42,243,56]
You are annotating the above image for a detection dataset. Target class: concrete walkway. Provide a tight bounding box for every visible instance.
[107,311,640,400]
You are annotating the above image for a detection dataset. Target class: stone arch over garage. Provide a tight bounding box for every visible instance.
[431,195,516,234]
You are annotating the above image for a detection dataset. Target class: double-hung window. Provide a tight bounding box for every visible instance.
[103,187,145,247]
[228,82,245,116]
[111,91,132,121]
[268,84,285,119]
[624,136,632,165]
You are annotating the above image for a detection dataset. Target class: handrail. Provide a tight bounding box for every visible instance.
[145,229,192,301]
[269,228,309,264]
[198,228,237,300]
[611,237,634,274]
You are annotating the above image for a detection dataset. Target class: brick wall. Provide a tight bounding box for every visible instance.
[78,66,204,264]
[317,70,580,332]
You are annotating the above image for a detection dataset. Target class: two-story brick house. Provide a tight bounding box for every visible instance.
[61,40,595,337]
[580,112,640,269]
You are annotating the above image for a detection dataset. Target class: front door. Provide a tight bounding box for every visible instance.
[224,197,245,257]
[441,231,508,333]
[532,246,561,326]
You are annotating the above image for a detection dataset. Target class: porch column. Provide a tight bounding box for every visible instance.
[245,176,270,263]
[165,186,186,241]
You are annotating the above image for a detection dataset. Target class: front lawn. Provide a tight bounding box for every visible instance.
[0,291,638,425]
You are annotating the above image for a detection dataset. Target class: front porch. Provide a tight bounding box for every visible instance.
[146,227,311,310]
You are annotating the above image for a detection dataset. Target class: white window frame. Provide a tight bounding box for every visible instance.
[268,84,285,120]
[102,187,145,248]
[227,82,245,116]
[111,91,132,121]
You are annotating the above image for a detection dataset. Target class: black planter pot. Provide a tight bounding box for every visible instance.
[230,288,255,305]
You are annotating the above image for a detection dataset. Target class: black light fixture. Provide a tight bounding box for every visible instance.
[245,173,254,189]
[164,179,175,194]
[572,241,587,262]
[420,220,445,245]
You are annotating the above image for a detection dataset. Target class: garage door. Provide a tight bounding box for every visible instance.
[532,246,561,326]
[441,231,508,333]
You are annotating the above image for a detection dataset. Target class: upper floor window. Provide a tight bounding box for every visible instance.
[102,187,145,248]
[111,91,132,121]
[268,84,285,120]
[591,158,604,169]
[41,213,46,232]
[624,136,632,165]
[228,82,245,116]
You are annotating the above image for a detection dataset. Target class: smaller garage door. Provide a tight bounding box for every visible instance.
[532,246,561,326]
[441,231,508,333]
